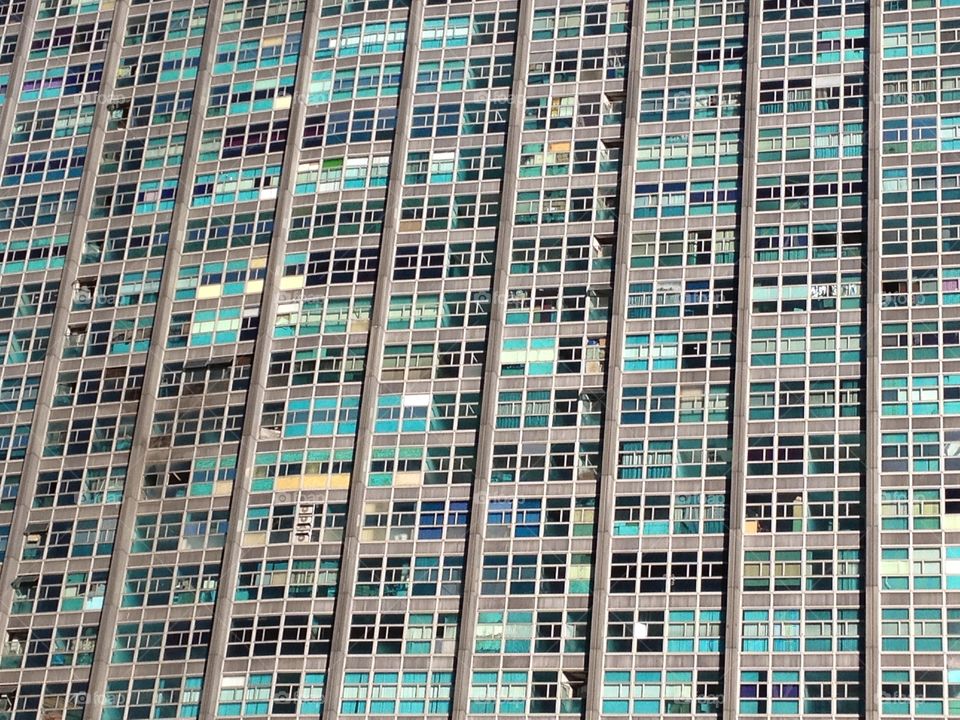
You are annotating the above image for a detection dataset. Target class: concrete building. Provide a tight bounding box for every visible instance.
[0,0,952,718]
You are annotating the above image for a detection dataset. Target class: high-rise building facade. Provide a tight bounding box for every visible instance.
[0,0,956,718]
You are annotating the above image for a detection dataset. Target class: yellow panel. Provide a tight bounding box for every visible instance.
[329,473,350,489]
[529,349,556,361]
[197,284,223,300]
[243,533,267,547]
[395,472,423,487]
[280,275,305,291]
[277,476,301,491]
[301,474,327,489]
[362,528,386,542]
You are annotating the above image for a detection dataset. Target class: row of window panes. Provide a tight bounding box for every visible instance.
[881,431,958,474]
[533,3,629,38]
[105,676,202,720]
[316,20,406,58]
[763,0,864,19]
[116,48,201,87]
[759,76,864,114]
[21,515,117,559]
[760,28,865,67]
[111,618,211,663]
[213,33,301,75]
[639,38,744,77]
[21,63,103,100]
[222,0,305,32]
[338,671,449,716]
[310,63,402,103]
[645,0,744,30]
[0,233,68,274]
[754,223,862,262]
[883,66,960,105]
[29,18,111,60]
[883,19,960,57]
[125,6,207,45]
[625,279,736,319]
[748,379,861,420]
[743,434,863,476]
[528,46,627,85]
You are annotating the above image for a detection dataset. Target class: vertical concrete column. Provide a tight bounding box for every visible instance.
[863,0,884,716]
[719,0,764,713]
[320,2,425,717]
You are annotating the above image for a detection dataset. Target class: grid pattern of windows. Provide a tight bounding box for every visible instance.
[877,0,960,716]
[0,0,950,718]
